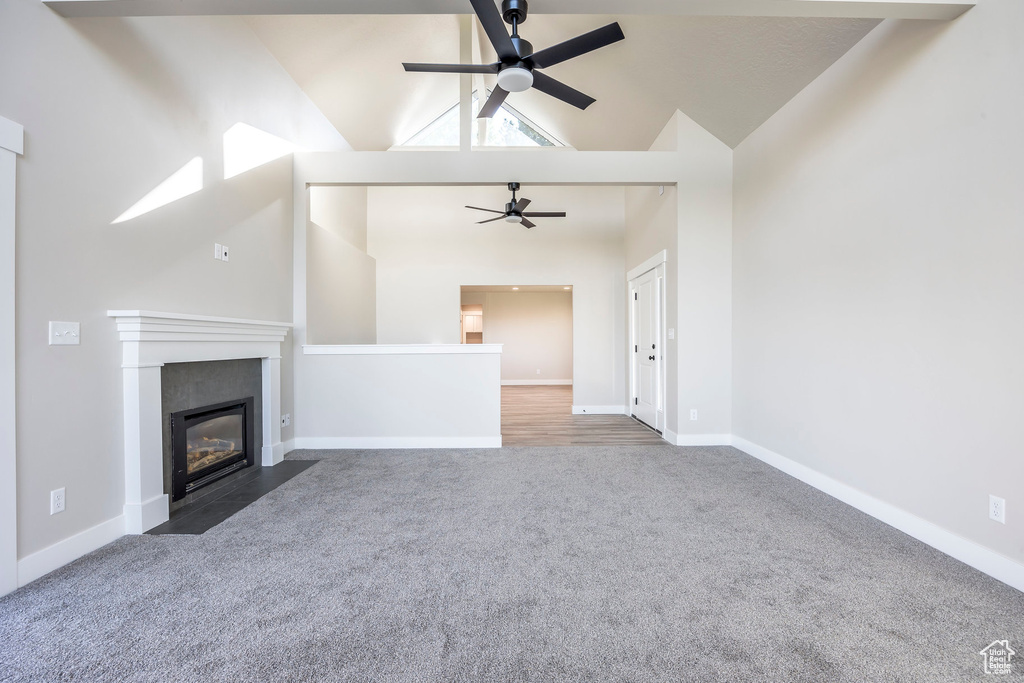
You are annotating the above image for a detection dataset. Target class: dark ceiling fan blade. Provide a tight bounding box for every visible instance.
[477,86,510,118]
[469,0,519,62]
[526,23,625,69]
[466,205,506,214]
[477,215,507,224]
[404,62,500,74]
[513,197,531,213]
[522,212,566,218]
[520,218,537,229]
[531,72,596,111]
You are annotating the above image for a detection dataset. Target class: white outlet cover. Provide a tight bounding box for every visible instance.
[221,245,229,262]
[690,409,698,421]
[990,495,1006,524]
[50,487,66,514]
[49,321,80,346]
[668,328,675,340]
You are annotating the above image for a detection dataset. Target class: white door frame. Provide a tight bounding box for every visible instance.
[627,251,667,434]
[0,116,23,597]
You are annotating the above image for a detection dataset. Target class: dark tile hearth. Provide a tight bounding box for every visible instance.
[147,460,318,535]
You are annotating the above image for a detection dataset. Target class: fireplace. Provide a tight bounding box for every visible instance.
[170,397,255,502]
[109,310,290,533]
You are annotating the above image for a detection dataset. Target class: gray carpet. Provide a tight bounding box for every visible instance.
[1,446,1021,682]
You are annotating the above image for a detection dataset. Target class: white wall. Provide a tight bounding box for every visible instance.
[368,185,627,409]
[0,1,347,562]
[296,347,502,447]
[462,291,573,383]
[733,0,1024,566]
[674,113,734,441]
[307,186,376,344]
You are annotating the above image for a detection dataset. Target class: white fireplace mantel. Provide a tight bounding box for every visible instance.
[109,310,292,534]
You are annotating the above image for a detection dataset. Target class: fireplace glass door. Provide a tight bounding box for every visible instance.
[187,414,244,476]
[170,397,254,501]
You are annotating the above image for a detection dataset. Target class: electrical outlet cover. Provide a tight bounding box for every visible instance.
[990,495,1006,524]
[50,487,66,515]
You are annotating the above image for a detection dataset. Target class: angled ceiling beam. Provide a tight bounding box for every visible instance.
[43,0,974,21]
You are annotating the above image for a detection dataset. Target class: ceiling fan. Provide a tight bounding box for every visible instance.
[403,0,625,118]
[467,183,566,229]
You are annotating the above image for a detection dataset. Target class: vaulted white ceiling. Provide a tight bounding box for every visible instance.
[247,13,880,151]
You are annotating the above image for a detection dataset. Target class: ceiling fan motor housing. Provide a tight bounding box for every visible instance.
[497,35,534,92]
[509,37,533,59]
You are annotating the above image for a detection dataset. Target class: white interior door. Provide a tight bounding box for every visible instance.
[631,268,660,430]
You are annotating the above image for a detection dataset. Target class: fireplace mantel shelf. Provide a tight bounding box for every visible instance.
[109,310,290,534]
[109,310,291,348]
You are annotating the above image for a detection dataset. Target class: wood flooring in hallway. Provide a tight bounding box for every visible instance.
[501,385,668,447]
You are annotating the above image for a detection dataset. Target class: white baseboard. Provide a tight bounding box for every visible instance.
[282,438,296,456]
[123,494,169,535]
[293,436,502,449]
[501,379,573,386]
[18,515,124,588]
[262,442,285,466]
[672,433,733,446]
[731,436,1024,594]
[572,405,626,415]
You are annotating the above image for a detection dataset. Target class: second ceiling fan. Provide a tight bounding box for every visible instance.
[403,0,625,118]
[467,183,565,229]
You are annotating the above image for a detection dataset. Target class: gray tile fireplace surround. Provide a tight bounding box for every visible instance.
[161,359,263,515]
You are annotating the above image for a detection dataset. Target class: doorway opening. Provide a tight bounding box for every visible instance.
[460,285,573,386]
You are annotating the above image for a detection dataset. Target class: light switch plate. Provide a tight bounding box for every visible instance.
[49,321,80,346]
[668,328,675,340]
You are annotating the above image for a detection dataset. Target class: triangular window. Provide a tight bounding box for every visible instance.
[474,91,562,147]
[398,90,564,148]
[401,101,462,147]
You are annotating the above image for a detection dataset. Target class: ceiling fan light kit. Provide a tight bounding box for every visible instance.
[496,66,533,93]
[403,0,625,118]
